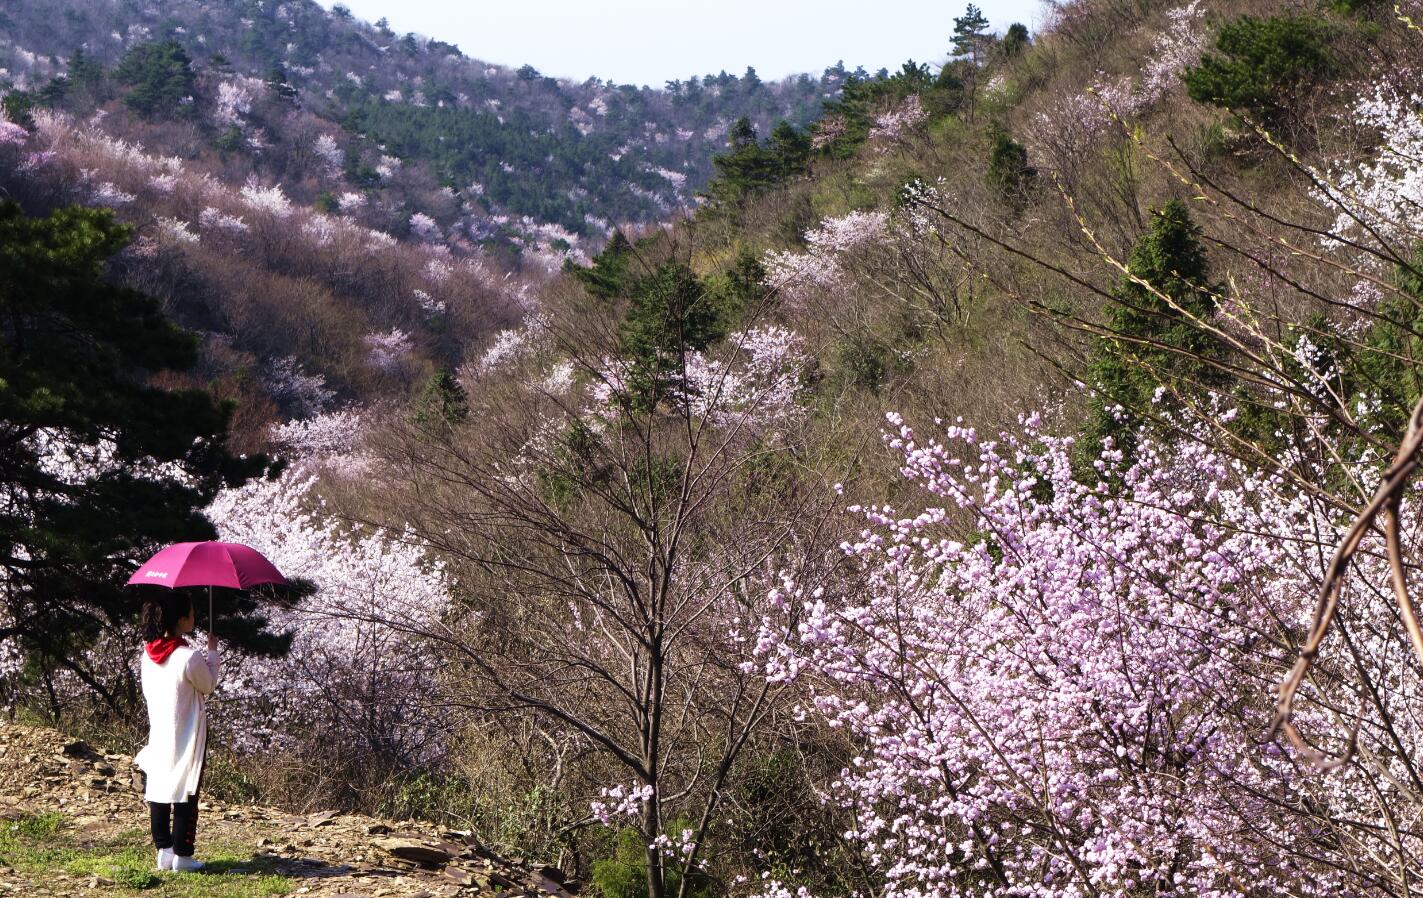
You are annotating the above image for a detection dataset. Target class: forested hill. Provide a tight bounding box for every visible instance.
[0,0,845,234]
[16,0,1423,894]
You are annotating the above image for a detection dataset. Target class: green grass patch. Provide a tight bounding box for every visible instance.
[5,810,63,839]
[0,810,290,896]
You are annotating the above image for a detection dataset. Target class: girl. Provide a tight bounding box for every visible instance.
[134,591,220,873]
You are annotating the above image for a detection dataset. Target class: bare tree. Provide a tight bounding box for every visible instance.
[366,270,843,898]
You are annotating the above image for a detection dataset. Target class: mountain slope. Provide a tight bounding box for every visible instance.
[0,0,846,234]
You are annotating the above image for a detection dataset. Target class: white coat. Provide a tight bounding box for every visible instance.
[134,644,221,803]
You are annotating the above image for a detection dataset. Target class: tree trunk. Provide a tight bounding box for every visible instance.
[643,789,664,898]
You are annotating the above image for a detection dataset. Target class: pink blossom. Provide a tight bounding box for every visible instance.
[90,181,135,207]
[0,120,27,147]
[868,94,927,147]
[17,150,55,172]
[213,79,256,129]
[263,357,335,418]
[364,329,413,372]
[763,211,889,301]
[312,134,343,174]
[155,217,199,245]
[239,179,293,217]
[269,408,364,461]
[752,412,1414,898]
[336,191,367,214]
[199,206,249,234]
[408,212,442,243]
[205,467,449,759]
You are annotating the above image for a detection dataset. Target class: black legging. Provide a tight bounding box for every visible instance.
[149,794,200,857]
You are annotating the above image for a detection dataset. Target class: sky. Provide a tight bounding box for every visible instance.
[317,1,1049,87]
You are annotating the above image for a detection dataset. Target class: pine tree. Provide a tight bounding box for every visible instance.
[986,130,1036,200]
[620,263,725,409]
[0,203,285,712]
[413,370,469,426]
[767,120,812,178]
[706,120,810,205]
[574,231,637,299]
[67,47,105,93]
[1003,23,1031,57]
[266,63,298,102]
[952,4,991,59]
[951,4,991,118]
[1082,201,1226,462]
[115,39,196,120]
[727,116,757,149]
[1183,15,1332,127]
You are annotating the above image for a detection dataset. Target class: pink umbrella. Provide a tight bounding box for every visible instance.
[128,541,288,633]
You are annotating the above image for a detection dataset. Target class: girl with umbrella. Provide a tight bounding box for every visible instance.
[129,541,288,873]
[134,590,219,872]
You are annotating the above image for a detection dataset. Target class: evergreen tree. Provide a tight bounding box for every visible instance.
[928,63,966,117]
[1082,201,1226,462]
[67,47,105,93]
[115,39,196,120]
[266,63,298,102]
[727,116,757,149]
[0,203,285,712]
[1002,23,1031,57]
[620,263,725,408]
[986,130,1036,200]
[1,91,36,130]
[706,119,811,205]
[413,370,469,426]
[768,120,812,178]
[1183,15,1332,127]
[952,4,991,59]
[705,250,770,326]
[951,4,991,118]
[1349,245,1423,438]
[573,231,637,299]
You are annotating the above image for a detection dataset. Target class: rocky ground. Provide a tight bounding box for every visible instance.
[0,722,577,898]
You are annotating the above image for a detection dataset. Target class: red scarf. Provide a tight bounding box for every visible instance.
[144,636,188,664]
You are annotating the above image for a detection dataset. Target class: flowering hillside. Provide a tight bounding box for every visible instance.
[8,0,1423,896]
[0,0,843,235]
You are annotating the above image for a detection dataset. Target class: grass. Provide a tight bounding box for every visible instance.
[0,812,291,896]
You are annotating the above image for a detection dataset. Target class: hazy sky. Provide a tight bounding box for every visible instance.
[317,1,1048,86]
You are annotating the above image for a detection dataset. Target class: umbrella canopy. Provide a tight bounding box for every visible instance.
[127,541,288,590]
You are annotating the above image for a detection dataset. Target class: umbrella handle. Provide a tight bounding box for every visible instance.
[208,584,214,638]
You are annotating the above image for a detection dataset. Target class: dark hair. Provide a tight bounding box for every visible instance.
[141,591,193,642]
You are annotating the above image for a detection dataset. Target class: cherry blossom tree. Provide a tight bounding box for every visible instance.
[752,411,1423,898]
[205,410,451,773]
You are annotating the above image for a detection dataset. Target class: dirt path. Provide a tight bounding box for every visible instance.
[0,723,572,898]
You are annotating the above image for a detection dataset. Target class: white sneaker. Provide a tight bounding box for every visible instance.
[171,855,205,872]
[156,848,175,871]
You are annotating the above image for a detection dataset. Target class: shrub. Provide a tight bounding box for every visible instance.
[1081,199,1225,462]
[1182,15,1331,125]
[591,825,714,898]
[836,335,889,393]
[1002,22,1031,56]
[1,91,36,130]
[986,130,1036,199]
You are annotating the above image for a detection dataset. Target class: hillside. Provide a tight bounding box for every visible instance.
[8,0,1423,895]
[0,0,843,235]
[0,721,571,897]
[0,0,875,427]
